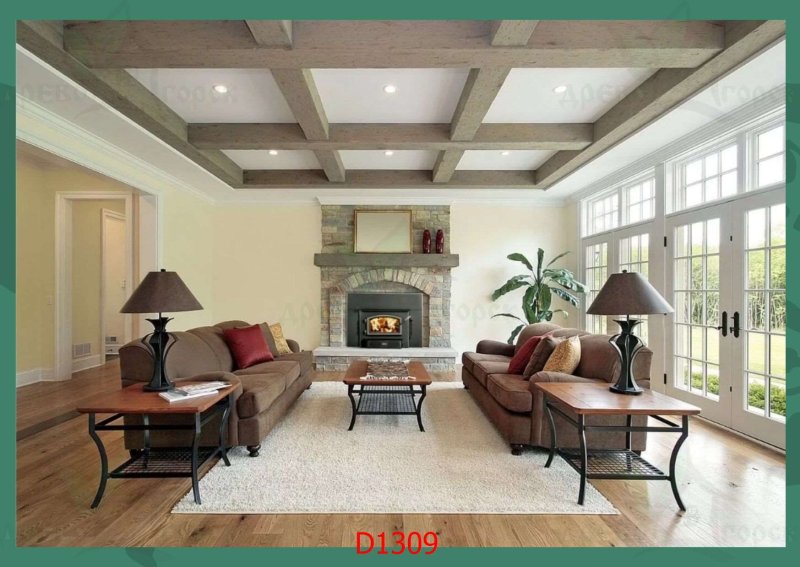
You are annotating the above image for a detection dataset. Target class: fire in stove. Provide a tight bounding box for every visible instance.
[367,315,401,335]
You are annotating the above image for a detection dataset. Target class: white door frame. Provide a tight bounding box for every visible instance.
[54,192,133,380]
[100,208,131,364]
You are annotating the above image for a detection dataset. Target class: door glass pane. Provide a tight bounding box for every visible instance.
[585,242,608,334]
[744,204,786,422]
[673,219,721,399]
[618,233,650,341]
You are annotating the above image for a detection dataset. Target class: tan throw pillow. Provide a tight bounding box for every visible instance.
[269,322,293,355]
[523,336,563,379]
[542,335,582,374]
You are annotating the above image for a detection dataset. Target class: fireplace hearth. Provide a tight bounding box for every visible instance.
[347,292,423,348]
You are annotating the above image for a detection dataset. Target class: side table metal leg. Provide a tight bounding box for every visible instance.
[142,414,150,468]
[578,414,587,506]
[88,413,108,509]
[669,415,690,512]
[347,384,358,431]
[416,385,427,432]
[625,414,632,472]
[190,413,202,504]
[218,399,232,466]
[544,400,557,468]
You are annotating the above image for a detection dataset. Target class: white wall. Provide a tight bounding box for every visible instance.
[450,202,579,356]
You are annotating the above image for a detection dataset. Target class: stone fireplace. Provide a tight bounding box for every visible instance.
[313,204,458,371]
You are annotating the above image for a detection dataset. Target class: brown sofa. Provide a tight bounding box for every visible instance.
[119,320,312,457]
[462,322,652,455]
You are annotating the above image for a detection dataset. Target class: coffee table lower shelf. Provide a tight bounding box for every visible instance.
[346,384,428,431]
[557,449,666,479]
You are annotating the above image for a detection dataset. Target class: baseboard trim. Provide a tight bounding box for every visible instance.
[16,367,54,387]
[72,354,103,373]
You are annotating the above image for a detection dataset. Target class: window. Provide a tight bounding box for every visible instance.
[675,143,738,212]
[624,179,655,225]
[584,242,608,334]
[588,193,619,235]
[618,233,650,341]
[753,124,785,189]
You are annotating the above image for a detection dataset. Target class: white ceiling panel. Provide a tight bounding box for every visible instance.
[312,69,469,123]
[484,68,656,124]
[341,150,438,170]
[223,150,320,169]
[126,69,296,123]
[458,150,555,170]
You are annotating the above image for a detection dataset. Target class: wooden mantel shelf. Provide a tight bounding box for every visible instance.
[314,253,459,268]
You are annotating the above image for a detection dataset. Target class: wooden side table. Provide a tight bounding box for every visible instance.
[77,382,240,508]
[535,382,701,511]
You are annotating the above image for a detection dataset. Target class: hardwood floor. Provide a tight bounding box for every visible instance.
[16,361,785,547]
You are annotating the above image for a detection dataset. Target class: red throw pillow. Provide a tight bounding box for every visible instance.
[508,335,543,375]
[223,324,274,369]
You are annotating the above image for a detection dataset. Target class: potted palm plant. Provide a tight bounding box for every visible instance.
[491,248,587,343]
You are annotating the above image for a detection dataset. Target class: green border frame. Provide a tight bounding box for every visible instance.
[1,1,795,564]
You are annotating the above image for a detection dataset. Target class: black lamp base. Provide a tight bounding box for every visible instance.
[608,318,645,396]
[142,316,174,392]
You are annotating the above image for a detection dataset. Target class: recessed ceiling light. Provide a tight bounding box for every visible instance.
[212,84,229,94]
[383,84,397,94]
[553,85,568,94]
[501,151,510,156]
[268,149,279,156]
[384,150,394,156]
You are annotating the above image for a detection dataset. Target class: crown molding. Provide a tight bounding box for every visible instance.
[567,85,786,204]
[16,93,216,204]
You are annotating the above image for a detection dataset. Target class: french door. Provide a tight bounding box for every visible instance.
[665,188,785,449]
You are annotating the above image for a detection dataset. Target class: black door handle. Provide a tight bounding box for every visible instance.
[730,311,740,338]
[716,311,728,337]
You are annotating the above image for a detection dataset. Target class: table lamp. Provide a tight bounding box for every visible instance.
[120,269,203,391]
[587,270,673,395]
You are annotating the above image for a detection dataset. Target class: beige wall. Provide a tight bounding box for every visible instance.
[450,202,580,355]
[211,204,321,348]
[70,200,125,358]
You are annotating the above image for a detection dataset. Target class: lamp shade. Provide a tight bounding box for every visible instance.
[120,269,203,314]
[587,271,673,316]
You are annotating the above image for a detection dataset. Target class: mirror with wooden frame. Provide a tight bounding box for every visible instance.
[354,210,412,253]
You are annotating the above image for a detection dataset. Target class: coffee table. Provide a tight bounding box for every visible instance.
[77,380,240,508]
[343,360,432,431]
[535,382,701,511]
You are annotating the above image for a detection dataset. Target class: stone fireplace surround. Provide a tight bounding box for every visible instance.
[313,205,458,372]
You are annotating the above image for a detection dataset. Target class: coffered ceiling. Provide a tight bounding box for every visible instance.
[16,19,785,192]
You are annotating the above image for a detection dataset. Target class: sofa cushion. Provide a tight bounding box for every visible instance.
[187,326,235,372]
[276,351,313,376]
[574,334,620,382]
[462,352,511,373]
[523,336,563,378]
[515,323,560,353]
[234,360,301,385]
[258,323,280,356]
[472,360,512,387]
[508,335,542,374]
[486,373,533,413]
[223,324,275,369]
[236,373,287,418]
[160,331,225,379]
[543,335,582,374]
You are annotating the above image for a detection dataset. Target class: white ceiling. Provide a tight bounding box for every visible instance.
[484,68,656,123]
[222,149,320,169]
[458,150,555,170]
[341,150,438,170]
[127,68,297,123]
[15,38,786,204]
[311,69,469,123]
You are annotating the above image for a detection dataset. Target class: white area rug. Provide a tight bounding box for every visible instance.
[173,382,618,515]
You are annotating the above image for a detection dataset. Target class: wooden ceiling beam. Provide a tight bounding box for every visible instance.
[490,20,539,46]
[241,169,538,189]
[432,151,466,183]
[16,20,243,187]
[188,123,593,151]
[536,20,785,189]
[62,20,724,69]
[245,20,292,47]
[270,68,346,182]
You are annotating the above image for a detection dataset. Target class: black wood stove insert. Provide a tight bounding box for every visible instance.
[346,292,423,348]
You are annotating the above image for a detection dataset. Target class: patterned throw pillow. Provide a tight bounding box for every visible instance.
[269,322,293,355]
[542,335,582,374]
[523,336,562,378]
